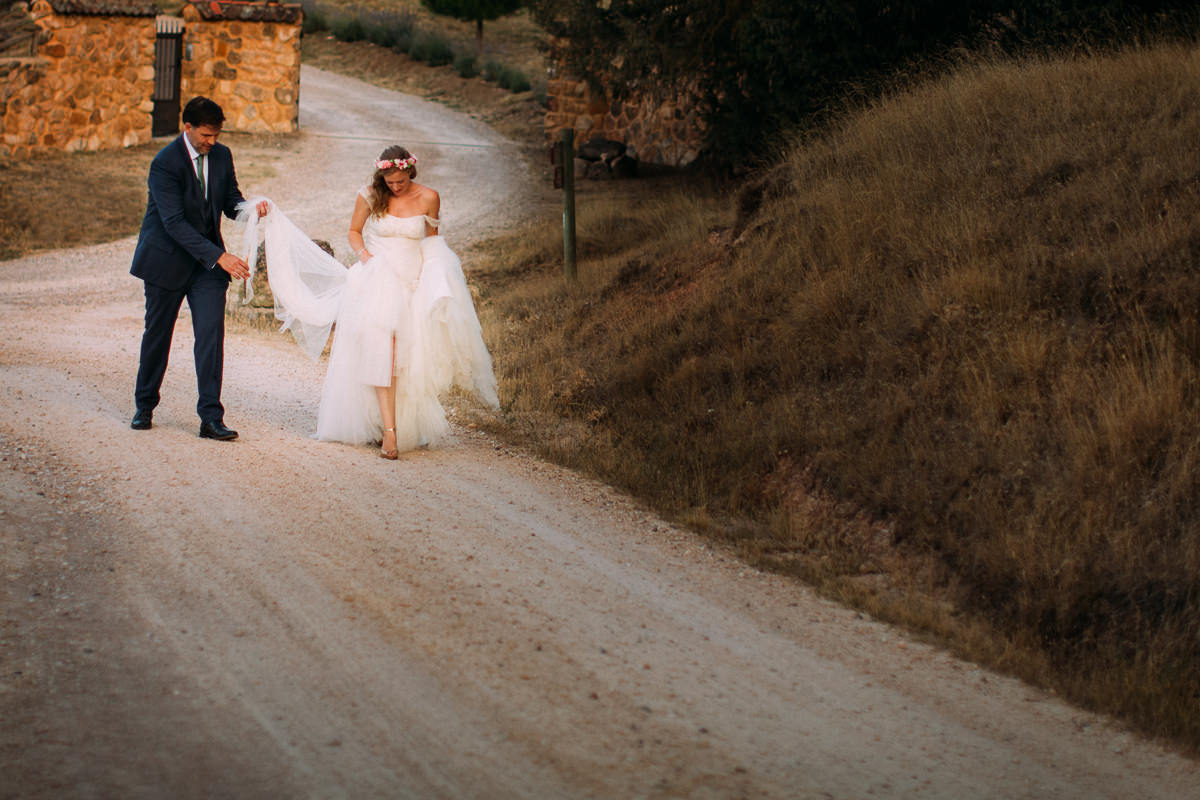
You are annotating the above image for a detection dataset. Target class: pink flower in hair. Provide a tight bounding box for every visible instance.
[375,155,417,170]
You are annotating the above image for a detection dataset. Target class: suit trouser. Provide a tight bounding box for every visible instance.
[135,266,229,423]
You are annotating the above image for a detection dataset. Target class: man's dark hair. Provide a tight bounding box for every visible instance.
[181,96,225,128]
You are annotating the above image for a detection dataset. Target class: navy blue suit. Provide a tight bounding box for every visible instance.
[131,135,246,424]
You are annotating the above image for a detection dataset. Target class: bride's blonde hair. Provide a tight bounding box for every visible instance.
[368,145,418,218]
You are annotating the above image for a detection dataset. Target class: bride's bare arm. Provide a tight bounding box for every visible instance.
[349,194,372,262]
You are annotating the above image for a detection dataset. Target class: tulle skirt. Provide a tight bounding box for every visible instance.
[314,236,498,450]
[234,200,498,453]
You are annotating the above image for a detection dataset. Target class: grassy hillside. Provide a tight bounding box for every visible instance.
[467,42,1200,747]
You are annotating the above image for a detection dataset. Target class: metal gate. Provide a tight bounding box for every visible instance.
[151,16,184,137]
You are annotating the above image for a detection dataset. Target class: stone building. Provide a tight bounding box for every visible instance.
[0,0,301,159]
[1,0,158,157]
[178,0,302,134]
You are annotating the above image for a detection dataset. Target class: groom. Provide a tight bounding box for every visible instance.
[130,96,267,440]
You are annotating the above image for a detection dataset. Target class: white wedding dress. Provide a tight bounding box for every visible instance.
[235,196,499,451]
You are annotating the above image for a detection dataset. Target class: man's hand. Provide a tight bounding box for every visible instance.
[217,252,251,280]
[256,200,270,218]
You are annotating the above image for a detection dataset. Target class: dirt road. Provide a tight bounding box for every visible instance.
[2,67,1197,799]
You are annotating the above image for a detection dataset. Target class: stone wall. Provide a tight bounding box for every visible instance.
[180,1,302,134]
[0,0,301,159]
[544,76,705,167]
[0,0,157,158]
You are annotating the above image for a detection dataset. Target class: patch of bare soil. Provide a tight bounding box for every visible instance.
[0,146,156,260]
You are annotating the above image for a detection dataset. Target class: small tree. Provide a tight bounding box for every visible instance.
[423,0,523,45]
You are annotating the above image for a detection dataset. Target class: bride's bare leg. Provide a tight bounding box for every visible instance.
[375,337,398,457]
[375,383,397,444]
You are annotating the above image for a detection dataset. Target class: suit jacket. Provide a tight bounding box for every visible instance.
[130,135,246,291]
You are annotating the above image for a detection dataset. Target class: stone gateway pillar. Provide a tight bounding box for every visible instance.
[179,1,303,134]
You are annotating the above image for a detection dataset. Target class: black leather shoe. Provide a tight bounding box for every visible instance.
[199,420,238,441]
[131,409,153,430]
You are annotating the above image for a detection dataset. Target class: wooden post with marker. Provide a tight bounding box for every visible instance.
[558,128,577,282]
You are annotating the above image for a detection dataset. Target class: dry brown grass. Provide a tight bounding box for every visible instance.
[0,133,292,261]
[0,145,156,259]
[467,42,1200,749]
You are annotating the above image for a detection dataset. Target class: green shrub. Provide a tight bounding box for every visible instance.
[362,11,415,50]
[391,27,415,55]
[454,53,479,79]
[330,16,366,42]
[497,65,530,93]
[302,6,328,34]
[482,59,503,82]
[408,35,430,61]
[365,23,394,48]
[410,32,454,66]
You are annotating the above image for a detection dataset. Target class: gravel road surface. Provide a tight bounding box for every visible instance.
[1,67,1197,799]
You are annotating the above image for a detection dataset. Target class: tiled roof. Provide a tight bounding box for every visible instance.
[187,1,302,23]
[40,0,158,16]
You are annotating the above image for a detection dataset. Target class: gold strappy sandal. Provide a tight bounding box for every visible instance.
[380,426,399,460]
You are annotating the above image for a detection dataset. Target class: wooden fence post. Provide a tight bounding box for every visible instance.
[560,128,577,282]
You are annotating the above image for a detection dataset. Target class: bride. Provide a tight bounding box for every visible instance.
[237,145,499,458]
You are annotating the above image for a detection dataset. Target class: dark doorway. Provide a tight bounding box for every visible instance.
[151,16,184,137]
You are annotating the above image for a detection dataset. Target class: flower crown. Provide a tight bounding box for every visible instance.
[375,155,417,171]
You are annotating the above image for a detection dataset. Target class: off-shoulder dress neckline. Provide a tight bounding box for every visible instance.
[384,213,440,226]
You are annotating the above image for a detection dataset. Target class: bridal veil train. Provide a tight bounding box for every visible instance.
[234,197,499,452]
